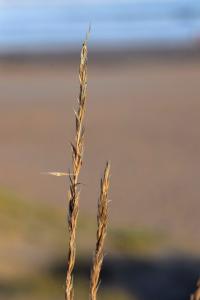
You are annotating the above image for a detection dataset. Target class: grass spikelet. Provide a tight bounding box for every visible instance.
[90,162,111,300]
[65,36,88,300]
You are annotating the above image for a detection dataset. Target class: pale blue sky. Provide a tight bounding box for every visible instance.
[0,0,200,52]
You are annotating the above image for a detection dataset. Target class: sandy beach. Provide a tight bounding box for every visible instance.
[1,52,200,252]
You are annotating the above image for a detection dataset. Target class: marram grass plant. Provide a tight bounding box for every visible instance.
[65,35,88,300]
[90,162,111,300]
[64,33,110,300]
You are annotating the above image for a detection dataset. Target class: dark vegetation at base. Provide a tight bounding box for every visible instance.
[49,255,200,300]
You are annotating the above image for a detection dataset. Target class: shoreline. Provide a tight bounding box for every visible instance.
[1,46,200,66]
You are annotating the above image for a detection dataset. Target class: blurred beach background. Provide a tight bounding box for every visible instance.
[1,1,200,299]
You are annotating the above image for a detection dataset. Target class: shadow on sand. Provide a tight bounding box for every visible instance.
[49,254,200,300]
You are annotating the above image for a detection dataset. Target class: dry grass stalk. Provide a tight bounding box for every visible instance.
[90,162,111,300]
[65,37,88,300]
[190,279,200,300]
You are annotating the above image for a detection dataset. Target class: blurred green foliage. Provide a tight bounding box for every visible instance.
[109,228,164,256]
[0,188,163,299]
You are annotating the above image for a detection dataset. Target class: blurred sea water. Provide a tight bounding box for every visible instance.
[0,0,200,53]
